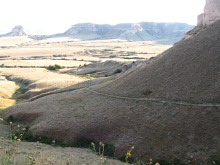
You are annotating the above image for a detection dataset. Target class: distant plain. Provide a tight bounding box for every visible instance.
[0,36,170,110]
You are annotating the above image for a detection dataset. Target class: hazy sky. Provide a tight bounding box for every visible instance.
[0,0,205,35]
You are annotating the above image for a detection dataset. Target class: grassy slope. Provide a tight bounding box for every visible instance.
[0,68,87,100]
[1,23,220,164]
[0,78,18,109]
[97,20,220,104]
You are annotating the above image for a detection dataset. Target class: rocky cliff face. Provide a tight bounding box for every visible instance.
[0,25,26,37]
[197,0,220,25]
[62,22,193,44]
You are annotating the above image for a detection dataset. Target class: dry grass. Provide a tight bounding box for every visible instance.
[0,21,219,164]
[0,77,18,109]
[0,80,19,98]
[0,36,174,164]
[0,37,170,101]
[0,121,125,165]
[0,37,170,59]
[0,98,16,110]
[0,60,89,67]
[0,68,88,100]
[0,36,32,46]
[0,140,125,165]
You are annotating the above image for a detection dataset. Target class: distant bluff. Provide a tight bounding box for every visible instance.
[198,0,220,25]
[62,22,193,44]
[0,23,193,44]
[10,25,26,36]
[0,25,26,37]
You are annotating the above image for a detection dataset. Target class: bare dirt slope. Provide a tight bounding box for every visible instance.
[1,21,220,164]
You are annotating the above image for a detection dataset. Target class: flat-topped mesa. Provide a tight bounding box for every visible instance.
[198,0,220,25]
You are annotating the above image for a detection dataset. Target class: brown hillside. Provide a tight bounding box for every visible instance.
[1,21,220,164]
[97,21,220,103]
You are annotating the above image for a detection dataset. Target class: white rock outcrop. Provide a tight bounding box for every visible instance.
[61,22,192,43]
[198,0,220,25]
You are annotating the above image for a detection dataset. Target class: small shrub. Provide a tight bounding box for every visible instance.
[142,89,152,96]
[47,64,62,71]
[73,138,115,157]
[21,130,33,141]
[113,68,122,74]
[15,87,28,94]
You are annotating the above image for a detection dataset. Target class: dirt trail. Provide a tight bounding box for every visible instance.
[24,79,220,107]
[87,88,220,107]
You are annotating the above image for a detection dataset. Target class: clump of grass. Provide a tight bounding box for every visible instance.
[73,137,115,157]
[1,118,212,165]
[91,142,107,165]
[0,120,33,165]
[113,68,122,74]
[15,86,28,95]
[47,64,63,71]
[142,89,152,96]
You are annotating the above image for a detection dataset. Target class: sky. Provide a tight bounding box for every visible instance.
[0,0,205,35]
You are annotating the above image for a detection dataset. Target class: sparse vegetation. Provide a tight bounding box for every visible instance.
[142,89,152,96]
[14,86,28,95]
[47,64,63,71]
[113,68,122,74]
[0,119,122,164]
[1,117,218,164]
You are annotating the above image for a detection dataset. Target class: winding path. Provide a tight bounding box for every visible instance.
[27,80,220,107]
[87,87,220,107]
